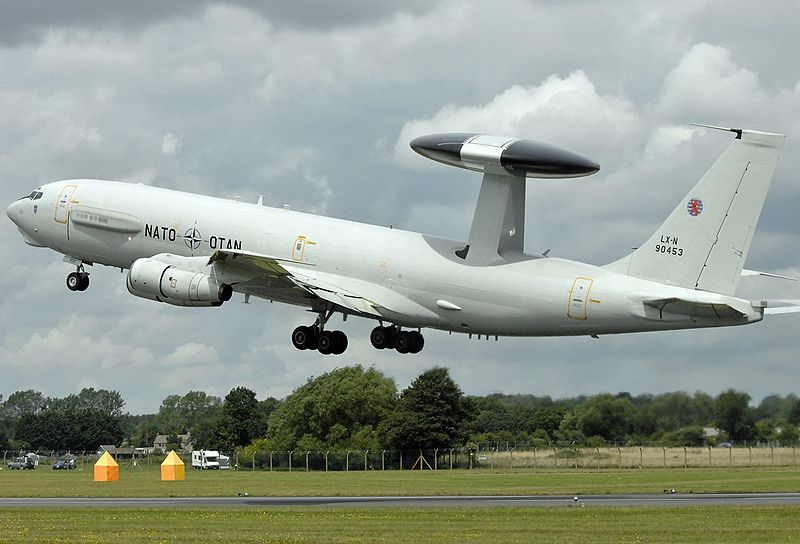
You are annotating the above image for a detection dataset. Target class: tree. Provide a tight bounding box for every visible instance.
[216,387,263,450]
[268,366,397,450]
[155,391,222,436]
[381,367,473,452]
[715,389,755,442]
[578,394,635,443]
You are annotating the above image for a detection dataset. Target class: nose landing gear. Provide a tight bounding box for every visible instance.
[66,263,90,292]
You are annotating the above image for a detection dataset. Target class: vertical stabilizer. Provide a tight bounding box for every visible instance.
[606,128,785,295]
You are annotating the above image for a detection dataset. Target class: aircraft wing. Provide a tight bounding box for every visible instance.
[207,249,383,317]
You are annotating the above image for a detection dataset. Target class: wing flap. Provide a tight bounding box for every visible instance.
[208,249,383,317]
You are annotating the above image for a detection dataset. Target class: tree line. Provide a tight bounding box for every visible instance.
[2,367,799,453]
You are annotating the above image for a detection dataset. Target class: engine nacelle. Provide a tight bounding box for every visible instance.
[126,257,232,307]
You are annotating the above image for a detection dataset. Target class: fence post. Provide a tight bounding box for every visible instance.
[510,447,514,469]
[574,448,579,469]
[252,452,256,471]
[663,447,666,469]
[269,451,273,472]
[748,447,752,467]
[364,450,368,471]
[596,448,600,470]
[683,447,687,469]
[771,446,774,466]
[639,447,643,468]
[382,450,386,471]
[449,449,454,470]
[346,451,351,472]
[306,451,310,472]
[533,447,537,470]
[729,445,732,466]
[618,448,622,470]
[553,448,558,469]
[325,451,329,472]
[708,447,712,467]
[289,451,293,472]
[400,452,403,471]
[434,449,438,470]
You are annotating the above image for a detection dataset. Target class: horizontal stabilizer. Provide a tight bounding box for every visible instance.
[741,269,798,281]
[761,300,800,315]
[643,297,751,320]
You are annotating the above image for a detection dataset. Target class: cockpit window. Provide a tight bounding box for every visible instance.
[23,190,44,200]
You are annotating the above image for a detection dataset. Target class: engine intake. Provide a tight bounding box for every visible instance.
[127,257,232,307]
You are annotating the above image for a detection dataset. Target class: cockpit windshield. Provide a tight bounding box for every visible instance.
[22,190,44,200]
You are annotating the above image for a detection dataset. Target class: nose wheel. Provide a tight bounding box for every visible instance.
[66,265,90,292]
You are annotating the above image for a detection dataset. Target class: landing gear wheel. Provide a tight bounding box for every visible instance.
[292,325,317,350]
[77,273,90,291]
[331,330,348,355]
[408,331,424,354]
[66,272,81,292]
[370,326,395,349]
[317,330,335,355]
[395,331,412,354]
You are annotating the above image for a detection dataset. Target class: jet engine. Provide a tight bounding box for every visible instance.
[126,257,232,307]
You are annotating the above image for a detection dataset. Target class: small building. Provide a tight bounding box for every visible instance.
[153,433,193,453]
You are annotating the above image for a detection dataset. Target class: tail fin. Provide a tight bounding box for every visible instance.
[606,127,785,295]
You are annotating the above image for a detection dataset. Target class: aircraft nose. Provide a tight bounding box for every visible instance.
[6,199,20,225]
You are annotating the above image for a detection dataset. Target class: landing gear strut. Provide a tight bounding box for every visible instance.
[66,263,90,292]
[370,325,424,354]
[291,309,348,355]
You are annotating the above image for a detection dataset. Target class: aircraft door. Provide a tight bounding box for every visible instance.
[54,184,77,224]
[567,277,593,320]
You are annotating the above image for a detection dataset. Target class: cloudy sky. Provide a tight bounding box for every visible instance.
[1,1,798,414]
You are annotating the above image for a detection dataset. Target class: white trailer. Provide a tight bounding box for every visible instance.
[191,450,220,469]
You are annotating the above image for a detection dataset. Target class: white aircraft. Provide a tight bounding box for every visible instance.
[7,125,798,355]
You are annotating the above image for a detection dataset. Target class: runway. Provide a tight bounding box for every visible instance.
[1,493,799,508]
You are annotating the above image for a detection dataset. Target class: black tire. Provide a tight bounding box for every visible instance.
[66,272,81,291]
[370,326,395,349]
[408,331,424,354]
[331,330,348,355]
[291,325,316,350]
[395,331,411,354]
[78,273,90,291]
[317,331,334,355]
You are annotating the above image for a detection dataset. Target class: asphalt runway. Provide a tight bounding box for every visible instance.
[1,493,799,508]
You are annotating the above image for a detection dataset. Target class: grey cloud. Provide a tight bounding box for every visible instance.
[1,1,799,412]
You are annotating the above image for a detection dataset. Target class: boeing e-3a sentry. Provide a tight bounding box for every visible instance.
[7,125,799,355]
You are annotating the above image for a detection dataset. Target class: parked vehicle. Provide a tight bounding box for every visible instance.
[218,454,231,470]
[52,458,77,470]
[8,453,38,470]
[191,450,220,470]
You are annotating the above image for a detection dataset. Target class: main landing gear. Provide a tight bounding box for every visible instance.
[291,313,425,356]
[292,309,348,356]
[370,325,424,354]
[292,325,348,355]
[66,263,90,292]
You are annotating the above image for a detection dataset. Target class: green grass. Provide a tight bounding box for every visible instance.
[0,506,798,543]
[2,465,800,497]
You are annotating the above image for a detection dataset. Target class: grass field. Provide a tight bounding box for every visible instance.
[2,466,800,543]
[0,506,798,543]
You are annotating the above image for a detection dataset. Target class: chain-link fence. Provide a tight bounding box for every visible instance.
[3,445,798,471]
